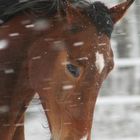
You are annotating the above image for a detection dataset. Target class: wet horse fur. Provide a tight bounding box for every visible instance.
[0,0,135,140]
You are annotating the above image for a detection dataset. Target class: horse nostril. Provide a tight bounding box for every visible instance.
[66,64,80,78]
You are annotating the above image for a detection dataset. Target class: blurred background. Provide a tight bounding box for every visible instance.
[24,0,140,140]
[93,0,140,140]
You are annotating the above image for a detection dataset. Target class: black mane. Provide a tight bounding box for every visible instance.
[0,0,60,23]
[0,0,113,37]
[85,1,113,37]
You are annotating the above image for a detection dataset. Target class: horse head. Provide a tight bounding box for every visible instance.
[28,0,135,139]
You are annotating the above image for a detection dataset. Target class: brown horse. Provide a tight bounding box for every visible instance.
[0,0,135,140]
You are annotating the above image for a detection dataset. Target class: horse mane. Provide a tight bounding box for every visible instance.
[85,1,114,37]
[0,0,113,37]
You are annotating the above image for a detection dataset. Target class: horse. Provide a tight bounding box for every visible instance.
[0,0,135,139]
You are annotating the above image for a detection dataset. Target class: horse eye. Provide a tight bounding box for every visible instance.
[66,64,80,78]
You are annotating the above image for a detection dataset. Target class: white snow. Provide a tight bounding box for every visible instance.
[4,69,15,74]
[25,100,51,140]
[77,57,88,61]
[62,85,74,90]
[25,20,49,31]
[0,105,9,113]
[73,41,84,47]
[0,39,9,50]
[98,43,107,47]
[77,97,81,100]
[0,19,4,24]
[15,123,24,126]
[34,19,49,31]
[95,51,105,73]
[25,24,35,28]
[9,33,20,37]
[53,40,65,50]
[32,56,42,60]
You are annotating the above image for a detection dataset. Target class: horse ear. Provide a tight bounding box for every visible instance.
[109,0,135,24]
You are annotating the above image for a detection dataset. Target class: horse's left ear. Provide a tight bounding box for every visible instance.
[109,0,135,24]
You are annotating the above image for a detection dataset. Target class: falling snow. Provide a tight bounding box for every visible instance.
[34,20,49,31]
[73,41,84,47]
[77,57,89,61]
[62,85,74,90]
[4,69,15,74]
[32,56,42,60]
[0,105,9,113]
[25,24,35,28]
[0,1,139,140]
[9,32,20,37]
[0,19,4,24]
[53,40,65,50]
[0,39,9,50]
[98,43,107,47]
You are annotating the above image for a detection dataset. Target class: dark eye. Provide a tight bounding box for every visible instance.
[66,64,80,78]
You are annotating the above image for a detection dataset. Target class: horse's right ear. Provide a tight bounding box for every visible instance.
[109,0,135,24]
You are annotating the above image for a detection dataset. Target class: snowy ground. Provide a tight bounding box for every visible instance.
[25,96,51,140]
[93,96,140,140]
[25,95,140,140]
